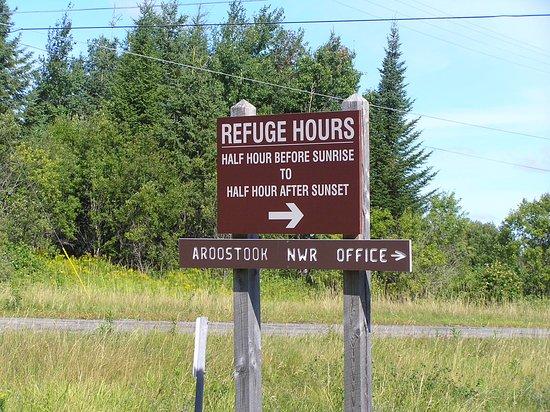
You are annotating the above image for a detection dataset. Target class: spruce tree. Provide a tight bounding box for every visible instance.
[0,0,33,116]
[368,24,435,216]
[85,36,119,111]
[297,33,361,112]
[26,13,87,123]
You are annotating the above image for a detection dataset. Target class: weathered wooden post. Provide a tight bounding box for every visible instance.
[231,100,262,412]
[342,93,372,411]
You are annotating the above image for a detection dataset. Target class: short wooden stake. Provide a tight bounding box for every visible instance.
[231,100,262,412]
[342,93,372,411]
[193,316,209,412]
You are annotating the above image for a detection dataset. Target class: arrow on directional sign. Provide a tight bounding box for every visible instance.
[268,203,304,229]
[391,250,406,261]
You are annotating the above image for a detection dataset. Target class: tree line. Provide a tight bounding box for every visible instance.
[0,0,548,300]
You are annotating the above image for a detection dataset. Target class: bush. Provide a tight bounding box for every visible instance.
[0,236,15,283]
[475,262,523,302]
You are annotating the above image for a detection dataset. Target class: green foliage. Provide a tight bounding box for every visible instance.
[367,24,435,216]
[25,13,87,123]
[0,0,33,116]
[371,192,548,301]
[0,238,54,311]
[213,3,359,114]
[0,234,13,283]
[464,220,500,267]
[84,36,119,111]
[373,193,469,298]
[0,1,547,304]
[0,390,6,412]
[499,194,550,297]
[3,120,81,249]
[473,262,523,302]
[295,33,361,112]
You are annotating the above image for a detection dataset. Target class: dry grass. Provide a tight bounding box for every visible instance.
[1,282,549,328]
[1,255,548,327]
[0,331,548,411]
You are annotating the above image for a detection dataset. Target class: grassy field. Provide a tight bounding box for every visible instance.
[2,282,549,328]
[0,331,548,411]
[1,255,549,328]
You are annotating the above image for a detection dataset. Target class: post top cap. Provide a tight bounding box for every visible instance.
[343,93,367,103]
[231,99,256,110]
[342,93,368,111]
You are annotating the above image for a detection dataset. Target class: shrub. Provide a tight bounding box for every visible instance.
[476,262,523,302]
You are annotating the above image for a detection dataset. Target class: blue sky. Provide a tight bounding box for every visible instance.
[7,0,550,224]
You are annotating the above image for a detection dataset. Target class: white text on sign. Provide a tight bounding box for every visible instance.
[221,117,356,145]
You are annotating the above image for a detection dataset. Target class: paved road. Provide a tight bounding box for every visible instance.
[0,317,548,338]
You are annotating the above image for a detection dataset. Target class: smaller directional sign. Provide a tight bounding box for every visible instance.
[179,239,412,272]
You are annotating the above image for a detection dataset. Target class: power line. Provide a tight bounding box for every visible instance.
[334,0,550,75]
[8,2,550,74]
[400,0,550,59]
[19,41,550,144]
[362,0,550,69]
[372,106,550,142]
[9,13,550,33]
[17,41,550,173]
[426,146,550,172]
[2,0,266,15]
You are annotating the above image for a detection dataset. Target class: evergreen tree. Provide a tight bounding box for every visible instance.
[84,37,119,111]
[213,2,308,114]
[102,3,225,268]
[214,2,360,114]
[26,13,87,123]
[296,33,361,112]
[368,24,435,216]
[0,0,33,116]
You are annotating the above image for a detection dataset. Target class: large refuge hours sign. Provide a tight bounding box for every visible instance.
[217,111,362,234]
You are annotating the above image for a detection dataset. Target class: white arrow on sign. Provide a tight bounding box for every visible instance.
[391,250,406,261]
[268,203,304,229]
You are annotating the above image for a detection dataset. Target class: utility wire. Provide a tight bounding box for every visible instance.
[17,41,550,173]
[358,0,550,69]
[399,0,550,59]
[426,146,550,172]
[19,41,550,145]
[376,108,550,142]
[9,13,550,33]
[2,0,266,15]
[8,4,550,73]
[334,0,550,75]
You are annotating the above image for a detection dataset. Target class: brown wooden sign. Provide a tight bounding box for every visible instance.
[179,239,412,272]
[217,110,362,235]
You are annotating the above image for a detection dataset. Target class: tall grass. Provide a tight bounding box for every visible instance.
[1,255,549,327]
[0,331,548,411]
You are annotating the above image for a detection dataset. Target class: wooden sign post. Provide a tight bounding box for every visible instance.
[230,100,262,412]
[342,94,372,411]
[180,96,410,411]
